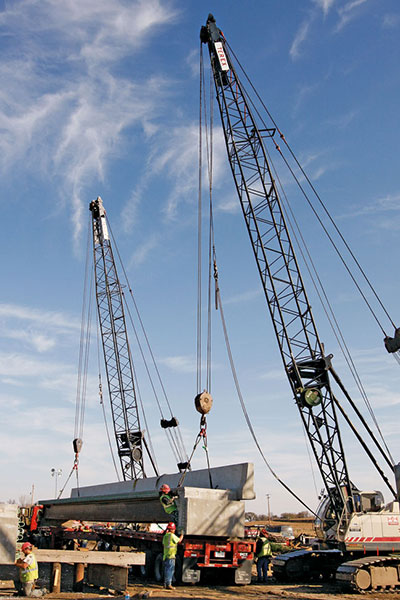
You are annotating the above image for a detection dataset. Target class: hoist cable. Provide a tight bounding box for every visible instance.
[265,115,394,465]
[303,424,320,499]
[226,40,394,336]
[178,416,213,488]
[106,219,187,466]
[200,53,215,394]
[95,312,120,481]
[265,141,394,464]
[74,217,92,440]
[213,252,317,517]
[197,43,204,394]
[224,46,394,464]
[201,68,316,514]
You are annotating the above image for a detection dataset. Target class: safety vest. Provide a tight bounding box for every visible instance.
[160,493,177,514]
[162,532,180,559]
[257,537,272,558]
[20,553,38,583]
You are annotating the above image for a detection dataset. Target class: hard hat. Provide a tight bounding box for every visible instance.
[21,542,32,551]
[160,484,171,494]
[166,522,176,531]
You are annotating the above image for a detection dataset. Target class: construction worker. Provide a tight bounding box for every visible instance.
[255,529,272,583]
[15,542,47,597]
[159,484,179,523]
[162,522,183,590]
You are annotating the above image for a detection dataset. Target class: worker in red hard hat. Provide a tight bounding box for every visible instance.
[162,522,183,590]
[15,542,48,597]
[159,483,179,524]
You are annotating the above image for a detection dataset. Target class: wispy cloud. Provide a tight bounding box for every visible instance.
[159,355,197,373]
[337,192,400,219]
[222,289,262,306]
[324,109,357,129]
[313,0,336,17]
[129,234,159,267]
[334,0,369,33]
[0,0,179,246]
[0,303,79,331]
[382,13,400,29]
[290,19,313,61]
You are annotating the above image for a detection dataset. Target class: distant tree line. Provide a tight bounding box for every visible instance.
[245,510,311,521]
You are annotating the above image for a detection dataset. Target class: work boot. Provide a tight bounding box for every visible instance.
[166,584,175,590]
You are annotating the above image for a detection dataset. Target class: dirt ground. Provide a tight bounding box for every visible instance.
[4,581,400,600]
[3,563,400,600]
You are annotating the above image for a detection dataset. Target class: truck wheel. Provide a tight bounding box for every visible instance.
[174,555,183,584]
[140,550,156,579]
[154,553,164,582]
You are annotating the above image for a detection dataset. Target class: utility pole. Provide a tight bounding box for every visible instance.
[266,494,271,524]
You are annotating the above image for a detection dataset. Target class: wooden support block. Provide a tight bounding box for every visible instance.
[51,562,61,594]
[73,562,85,592]
[86,564,128,592]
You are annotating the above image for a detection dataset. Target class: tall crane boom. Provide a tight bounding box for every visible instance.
[89,196,157,481]
[200,15,353,528]
[200,15,400,591]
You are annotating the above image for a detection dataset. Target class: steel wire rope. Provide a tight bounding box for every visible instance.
[106,219,187,468]
[212,244,317,517]
[95,308,121,481]
[206,67,214,394]
[220,45,393,464]
[63,217,94,499]
[201,61,317,516]
[197,43,204,394]
[225,40,396,337]
[107,222,186,468]
[269,157,395,466]
[302,425,320,500]
[74,217,93,442]
[187,44,214,483]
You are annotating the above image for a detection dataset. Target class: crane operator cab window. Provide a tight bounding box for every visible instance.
[358,491,384,513]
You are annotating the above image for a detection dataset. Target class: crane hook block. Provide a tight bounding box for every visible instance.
[73,438,83,455]
[160,417,179,429]
[195,391,213,415]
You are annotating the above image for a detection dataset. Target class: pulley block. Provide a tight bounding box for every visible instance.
[195,390,213,415]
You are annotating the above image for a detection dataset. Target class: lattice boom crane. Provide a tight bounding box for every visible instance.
[89,196,158,481]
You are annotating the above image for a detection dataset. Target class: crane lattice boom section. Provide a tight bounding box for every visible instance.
[201,15,353,523]
[90,197,144,481]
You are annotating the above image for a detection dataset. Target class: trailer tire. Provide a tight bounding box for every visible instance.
[154,553,182,584]
[154,553,163,582]
[140,550,156,579]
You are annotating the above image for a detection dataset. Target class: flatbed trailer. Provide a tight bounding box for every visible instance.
[32,526,256,585]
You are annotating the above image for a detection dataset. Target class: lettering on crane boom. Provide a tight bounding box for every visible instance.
[214,42,229,71]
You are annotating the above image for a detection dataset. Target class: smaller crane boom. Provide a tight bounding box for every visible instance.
[89,196,158,481]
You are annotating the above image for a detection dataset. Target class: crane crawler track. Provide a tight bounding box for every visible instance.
[336,555,400,593]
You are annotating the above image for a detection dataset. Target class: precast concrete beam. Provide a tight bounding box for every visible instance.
[39,463,254,533]
[179,487,245,537]
[69,462,254,501]
[0,504,18,563]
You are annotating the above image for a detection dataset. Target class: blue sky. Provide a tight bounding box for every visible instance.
[0,0,399,517]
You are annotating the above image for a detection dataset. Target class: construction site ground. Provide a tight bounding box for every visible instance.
[3,561,400,600]
[4,521,400,599]
[3,580,400,600]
